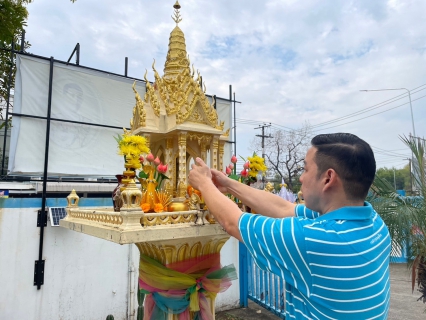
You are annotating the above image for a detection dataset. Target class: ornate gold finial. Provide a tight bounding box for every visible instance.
[172,1,182,25]
[66,189,80,207]
[164,2,190,79]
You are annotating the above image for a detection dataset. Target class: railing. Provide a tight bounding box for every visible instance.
[246,253,286,319]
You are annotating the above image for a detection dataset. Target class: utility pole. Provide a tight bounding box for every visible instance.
[255,123,272,188]
[408,158,412,196]
[393,168,396,190]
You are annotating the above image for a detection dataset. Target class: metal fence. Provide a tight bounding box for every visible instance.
[239,244,286,319]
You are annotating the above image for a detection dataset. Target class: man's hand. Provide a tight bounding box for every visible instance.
[211,168,232,194]
[188,157,213,191]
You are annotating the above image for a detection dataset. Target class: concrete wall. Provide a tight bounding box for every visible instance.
[0,198,240,320]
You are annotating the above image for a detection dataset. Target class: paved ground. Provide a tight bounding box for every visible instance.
[216,263,426,319]
[388,263,425,319]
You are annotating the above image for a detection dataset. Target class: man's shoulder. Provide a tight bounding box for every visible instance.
[295,204,321,219]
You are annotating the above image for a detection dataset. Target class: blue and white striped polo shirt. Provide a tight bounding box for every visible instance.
[239,202,390,319]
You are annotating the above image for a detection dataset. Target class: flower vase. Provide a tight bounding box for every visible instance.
[112,174,124,212]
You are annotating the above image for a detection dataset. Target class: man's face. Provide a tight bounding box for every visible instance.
[299,147,323,211]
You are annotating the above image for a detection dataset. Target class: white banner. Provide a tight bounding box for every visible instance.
[215,97,233,168]
[9,55,233,176]
[9,55,146,176]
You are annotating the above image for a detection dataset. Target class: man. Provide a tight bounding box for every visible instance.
[188,133,390,319]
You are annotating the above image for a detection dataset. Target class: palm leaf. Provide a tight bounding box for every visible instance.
[372,135,426,306]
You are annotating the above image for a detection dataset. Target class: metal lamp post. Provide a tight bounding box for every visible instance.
[360,88,416,137]
[361,87,417,193]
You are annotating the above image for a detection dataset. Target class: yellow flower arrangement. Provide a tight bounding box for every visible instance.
[116,133,150,170]
[247,154,268,179]
[225,152,267,184]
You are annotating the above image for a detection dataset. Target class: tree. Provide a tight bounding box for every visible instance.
[0,0,76,129]
[376,165,411,191]
[251,123,312,191]
[370,135,426,305]
[0,0,32,129]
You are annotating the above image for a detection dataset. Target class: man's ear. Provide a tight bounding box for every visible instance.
[322,169,338,191]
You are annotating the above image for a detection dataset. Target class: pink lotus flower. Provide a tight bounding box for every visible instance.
[154,157,161,166]
[225,166,232,175]
[241,169,248,177]
[228,163,234,170]
[139,156,144,163]
[230,155,237,164]
[157,163,168,174]
[156,163,163,173]
[146,153,154,162]
[243,161,250,170]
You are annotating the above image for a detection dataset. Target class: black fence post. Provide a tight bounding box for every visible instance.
[34,56,54,289]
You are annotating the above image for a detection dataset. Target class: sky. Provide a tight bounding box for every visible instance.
[23,0,426,171]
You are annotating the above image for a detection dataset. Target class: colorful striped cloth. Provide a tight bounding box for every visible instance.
[139,253,237,320]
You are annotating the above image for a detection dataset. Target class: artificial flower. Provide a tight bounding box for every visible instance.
[154,157,161,166]
[160,164,168,174]
[117,135,150,157]
[146,153,155,162]
[241,169,248,177]
[243,162,250,170]
[141,203,151,212]
[247,154,268,178]
[126,155,143,170]
[226,166,232,175]
[228,163,234,170]
[157,163,168,174]
[231,155,238,164]
[154,203,164,213]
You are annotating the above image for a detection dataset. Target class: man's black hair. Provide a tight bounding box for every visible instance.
[311,133,376,200]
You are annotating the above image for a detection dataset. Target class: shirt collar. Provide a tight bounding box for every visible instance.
[319,202,373,221]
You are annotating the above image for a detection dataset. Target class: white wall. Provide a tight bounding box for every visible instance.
[215,237,240,312]
[0,205,240,320]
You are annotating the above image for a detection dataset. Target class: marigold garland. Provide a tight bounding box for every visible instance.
[154,203,164,213]
[141,203,151,212]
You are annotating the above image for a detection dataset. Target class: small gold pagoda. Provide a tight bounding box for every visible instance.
[129,1,229,199]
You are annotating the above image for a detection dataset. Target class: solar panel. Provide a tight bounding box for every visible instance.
[48,207,67,227]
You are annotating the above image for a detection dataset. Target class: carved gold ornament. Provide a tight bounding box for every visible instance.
[130,81,146,129]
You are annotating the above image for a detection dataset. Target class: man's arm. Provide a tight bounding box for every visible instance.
[210,168,296,218]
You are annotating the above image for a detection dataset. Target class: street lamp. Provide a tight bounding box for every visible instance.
[360,88,416,137]
[361,87,417,193]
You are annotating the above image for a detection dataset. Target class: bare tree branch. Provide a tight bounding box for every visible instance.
[251,122,312,191]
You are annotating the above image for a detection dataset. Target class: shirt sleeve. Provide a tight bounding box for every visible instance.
[238,213,312,297]
[295,204,320,219]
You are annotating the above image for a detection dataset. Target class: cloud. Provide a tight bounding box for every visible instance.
[24,0,426,169]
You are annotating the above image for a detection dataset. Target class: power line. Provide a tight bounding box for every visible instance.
[371,145,409,153]
[372,150,410,157]
[311,93,426,132]
[310,84,426,129]
[237,84,426,135]
[376,161,408,167]
[237,118,295,132]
